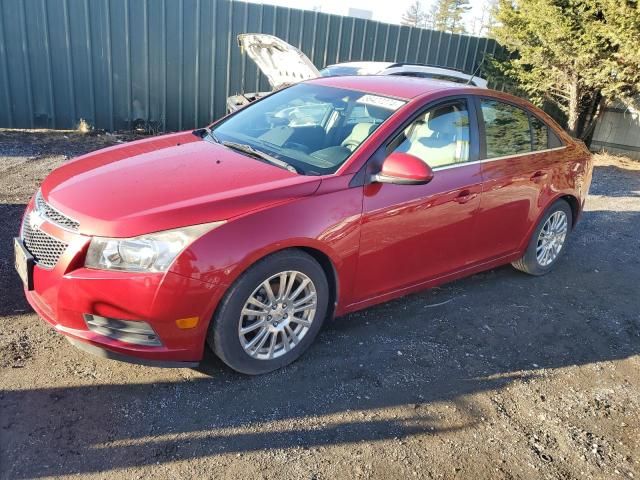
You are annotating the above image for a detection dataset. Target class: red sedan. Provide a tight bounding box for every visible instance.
[14,76,593,374]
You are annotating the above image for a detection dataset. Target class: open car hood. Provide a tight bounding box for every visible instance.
[237,34,320,90]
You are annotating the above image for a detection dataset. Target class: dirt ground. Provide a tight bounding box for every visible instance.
[0,130,638,480]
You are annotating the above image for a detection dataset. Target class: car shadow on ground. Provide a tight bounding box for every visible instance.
[2,165,640,478]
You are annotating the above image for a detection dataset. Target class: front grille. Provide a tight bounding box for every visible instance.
[35,191,80,231]
[22,216,68,268]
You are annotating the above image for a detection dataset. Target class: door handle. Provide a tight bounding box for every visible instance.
[454,189,477,204]
[530,171,548,181]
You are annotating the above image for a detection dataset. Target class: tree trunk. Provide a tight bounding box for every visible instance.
[580,96,606,145]
[581,91,601,135]
[567,77,580,137]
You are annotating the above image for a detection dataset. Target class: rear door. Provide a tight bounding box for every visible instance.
[353,97,483,302]
[473,97,564,262]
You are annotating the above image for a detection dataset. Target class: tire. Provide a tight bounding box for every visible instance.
[512,199,573,276]
[208,249,329,375]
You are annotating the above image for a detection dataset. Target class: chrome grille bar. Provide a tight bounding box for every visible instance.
[35,190,80,231]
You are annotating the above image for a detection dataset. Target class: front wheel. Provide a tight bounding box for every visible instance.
[512,199,572,276]
[208,249,329,375]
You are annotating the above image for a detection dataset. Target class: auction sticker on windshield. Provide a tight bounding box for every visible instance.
[356,95,405,110]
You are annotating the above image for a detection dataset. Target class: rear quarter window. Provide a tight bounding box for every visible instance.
[531,116,549,151]
[531,115,563,150]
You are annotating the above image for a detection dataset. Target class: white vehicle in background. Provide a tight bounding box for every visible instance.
[226,34,488,112]
[320,61,488,88]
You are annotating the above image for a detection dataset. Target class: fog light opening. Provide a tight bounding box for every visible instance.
[84,314,163,347]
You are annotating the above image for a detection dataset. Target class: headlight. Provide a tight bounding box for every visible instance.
[85,221,225,272]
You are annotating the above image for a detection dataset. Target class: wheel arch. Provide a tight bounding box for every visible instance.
[518,193,577,254]
[559,194,580,229]
[296,246,339,322]
[217,241,341,323]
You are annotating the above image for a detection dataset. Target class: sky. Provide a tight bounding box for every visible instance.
[245,0,492,36]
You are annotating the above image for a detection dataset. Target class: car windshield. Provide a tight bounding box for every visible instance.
[211,83,404,175]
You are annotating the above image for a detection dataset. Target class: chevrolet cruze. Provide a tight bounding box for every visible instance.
[14,76,593,374]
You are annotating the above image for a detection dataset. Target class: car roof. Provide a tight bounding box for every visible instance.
[308,74,474,100]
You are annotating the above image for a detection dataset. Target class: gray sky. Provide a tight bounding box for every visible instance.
[246,0,491,36]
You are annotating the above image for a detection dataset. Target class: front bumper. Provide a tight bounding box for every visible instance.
[24,268,222,364]
[66,337,199,368]
[20,205,227,365]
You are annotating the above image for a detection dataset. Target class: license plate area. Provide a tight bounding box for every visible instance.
[14,237,34,291]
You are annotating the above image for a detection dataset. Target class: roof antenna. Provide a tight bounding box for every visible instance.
[466,56,486,85]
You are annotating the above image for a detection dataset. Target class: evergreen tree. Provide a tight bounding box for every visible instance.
[432,0,472,34]
[490,0,640,140]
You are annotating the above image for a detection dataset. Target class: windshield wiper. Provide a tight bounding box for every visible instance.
[192,126,220,144]
[221,141,300,174]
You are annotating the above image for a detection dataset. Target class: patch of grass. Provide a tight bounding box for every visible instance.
[76,118,92,134]
[592,151,640,169]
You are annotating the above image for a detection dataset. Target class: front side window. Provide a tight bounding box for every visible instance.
[481,100,532,158]
[212,84,404,175]
[393,100,470,168]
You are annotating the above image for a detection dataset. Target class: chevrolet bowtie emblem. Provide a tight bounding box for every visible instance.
[29,212,45,230]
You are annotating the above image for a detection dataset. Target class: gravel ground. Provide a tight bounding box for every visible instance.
[0,130,638,480]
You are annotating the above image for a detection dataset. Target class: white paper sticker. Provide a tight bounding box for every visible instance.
[356,94,405,111]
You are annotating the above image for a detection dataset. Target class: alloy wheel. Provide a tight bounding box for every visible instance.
[238,270,317,360]
[536,211,568,267]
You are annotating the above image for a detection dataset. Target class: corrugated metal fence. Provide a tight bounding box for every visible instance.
[591,102,640,160]
[0,0,500,132]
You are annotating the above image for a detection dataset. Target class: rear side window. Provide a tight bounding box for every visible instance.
[480,99,563,158]
[345,104,383,126]
[481,100,531,158]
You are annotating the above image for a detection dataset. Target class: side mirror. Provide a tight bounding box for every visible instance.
[371,152,434,185]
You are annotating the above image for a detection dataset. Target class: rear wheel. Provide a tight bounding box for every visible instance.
[512,199,572,276]
[208,249,329,375]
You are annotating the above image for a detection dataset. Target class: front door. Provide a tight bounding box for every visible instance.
[353,98,482,303]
